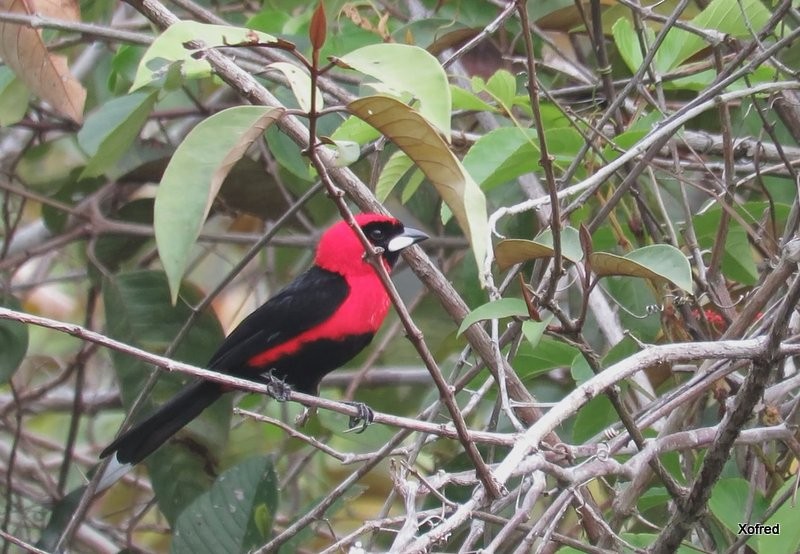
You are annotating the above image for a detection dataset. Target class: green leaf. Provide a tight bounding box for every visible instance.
[338,44,451,137]
[717,224,758,285]
[172,457,278,554]
[217,157,293,220]
[605,335,642,366]
[531,227,585,262]
[77,90,158,179]
[89,198,154,282]
[246,10,290,34]
[450,84,496,112]
[544,127,584,164]
[265,62,321,112]
[349,96,488,285]
[611,18,668,75]
[0,294,29,382]
[103,271,229,524]
[611,18,641,75]
[401,169,425,203]
[0,67,29,126]
[691,201,787,286]
[41,173,104,233]
[463,126,582,191]
[638,487,670,513]
[108,44,144,94]
[512,337,579,381]
[325,139,360,168]
[658,0,771,71]
[572,395,614,443]
[521,319,549,349]
[376,150,414,202]
[482,69,517,109]
[570,352,593,385]
[709,478,768,548]
[591,245,692,293]
[131,21,278,90]
[601,128,648,162]
[754,479,800,554]
[604,276,662,342]
[330,114,382,145]
[154,106,284,303]
[457,298,528,336]
[36,487,87,552]
[16,136,86,194]
[665,64,778,92]
[463,127,538,190]
[266,125,314,181]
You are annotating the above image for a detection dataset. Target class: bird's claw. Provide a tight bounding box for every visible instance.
[344,401,374,434]
[265,372,292,402]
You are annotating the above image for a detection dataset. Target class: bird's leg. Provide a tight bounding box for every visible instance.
[343,401,374,434]
[263,370,292,402]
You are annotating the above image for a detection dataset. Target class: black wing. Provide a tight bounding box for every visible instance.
[207,265,349,375]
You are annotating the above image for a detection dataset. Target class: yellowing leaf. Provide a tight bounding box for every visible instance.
[349,95,488,284]
[0,0,86,122]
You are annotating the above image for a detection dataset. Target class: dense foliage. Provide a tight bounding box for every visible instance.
[0,0,799,552]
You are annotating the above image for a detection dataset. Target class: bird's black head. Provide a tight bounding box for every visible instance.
[360,217,429,269]
[316,214,429,276]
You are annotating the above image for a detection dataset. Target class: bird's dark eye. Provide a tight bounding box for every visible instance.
[369,228,385,242]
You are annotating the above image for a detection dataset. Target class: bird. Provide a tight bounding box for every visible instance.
[98,213,428,489]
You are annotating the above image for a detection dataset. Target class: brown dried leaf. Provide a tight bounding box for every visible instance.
[0,0,86,123]
[309,1,326,51]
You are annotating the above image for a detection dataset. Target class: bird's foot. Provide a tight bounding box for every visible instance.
[343,401,374,434]
[264,371,292,402]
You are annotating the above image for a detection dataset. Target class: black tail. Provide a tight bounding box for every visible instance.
[100,381,223,465]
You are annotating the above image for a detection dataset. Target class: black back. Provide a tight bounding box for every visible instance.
[206,265,371,393]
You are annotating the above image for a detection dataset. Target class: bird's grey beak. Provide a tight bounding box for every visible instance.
[387,227,429,252]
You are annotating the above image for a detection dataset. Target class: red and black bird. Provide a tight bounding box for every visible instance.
[99,213,427,487]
